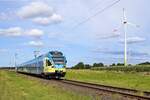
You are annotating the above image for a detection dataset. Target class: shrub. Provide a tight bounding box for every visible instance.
[91,66,150,72]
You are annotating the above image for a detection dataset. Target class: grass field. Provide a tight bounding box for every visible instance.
[0,70,92,100]
[66,69,150,91]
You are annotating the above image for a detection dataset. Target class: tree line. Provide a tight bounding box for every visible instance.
[71,61,150,69]
[71,62,104,69]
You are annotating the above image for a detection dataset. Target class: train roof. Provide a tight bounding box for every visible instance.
[18,51,63,66]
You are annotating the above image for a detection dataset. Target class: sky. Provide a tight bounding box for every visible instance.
[0,0,150,67]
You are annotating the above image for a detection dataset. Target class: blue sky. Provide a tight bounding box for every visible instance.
[0,0,150,67]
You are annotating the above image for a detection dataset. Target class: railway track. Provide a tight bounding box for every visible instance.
[60,79,150,100]
[9,71,150,100]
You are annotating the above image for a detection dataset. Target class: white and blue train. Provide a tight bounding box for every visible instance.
[17,51,67,78]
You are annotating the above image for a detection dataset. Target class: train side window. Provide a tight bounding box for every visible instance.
[46,59,52,66]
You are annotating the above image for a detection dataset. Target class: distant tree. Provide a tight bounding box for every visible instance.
[84,64,91,69]
[72,62,105,69]
[111,63,116,66]
[93,63,98,67]
[128,64,132,66]
[99,63,104,67]
[138,62,150,65]
[93,63,104,67]
[72,62,85,69]
[117,63,124,66]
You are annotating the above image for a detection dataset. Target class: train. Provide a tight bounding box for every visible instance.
[17,51,67,79]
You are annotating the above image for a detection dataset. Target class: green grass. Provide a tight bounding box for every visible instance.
[0,70,92,100]
[66,69,150,92]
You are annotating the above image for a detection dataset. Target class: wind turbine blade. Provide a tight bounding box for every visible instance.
[123,8,127,21]
[127,22,140,28]
[113,25,122,32]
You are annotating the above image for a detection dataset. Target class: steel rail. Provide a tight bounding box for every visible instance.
[60,79,150,100]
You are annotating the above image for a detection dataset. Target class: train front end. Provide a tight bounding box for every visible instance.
[44,51,67,78]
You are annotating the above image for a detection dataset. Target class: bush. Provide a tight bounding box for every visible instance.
[91,66,150,72]
[138,62,150,65]
[72,62,103,69]
[84,64,92,69]
[93,63,104,67]
[72,62,85,69]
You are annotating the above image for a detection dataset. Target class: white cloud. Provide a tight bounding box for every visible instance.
[17,2,53,18]
[25,29,44,37]
[27,41,44,47]
[32,13,62,25]
[0,27,22,36]
[17,2,62,25]
[97,32,120,39]
[120,36,145,44]
[0,27,44,38]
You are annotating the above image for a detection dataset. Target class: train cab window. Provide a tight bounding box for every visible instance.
[46,59,52,66]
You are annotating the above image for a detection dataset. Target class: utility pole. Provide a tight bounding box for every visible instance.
[123,8,127,66]
[15,53,18,71]
[34,51,40,74]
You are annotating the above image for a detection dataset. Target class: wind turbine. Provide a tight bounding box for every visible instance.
[123,8,128,66]
[113,8,140,66]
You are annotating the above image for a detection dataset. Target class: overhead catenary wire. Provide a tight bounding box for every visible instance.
[88,0,104,11]
[89,0,119,11]
[72,0,121,29]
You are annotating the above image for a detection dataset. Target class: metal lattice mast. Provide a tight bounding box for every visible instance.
[34,51,40,73]
[15,53,18,71]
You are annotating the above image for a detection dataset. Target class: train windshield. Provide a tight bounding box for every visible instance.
[46,59,52,66]
[52,57,65,64]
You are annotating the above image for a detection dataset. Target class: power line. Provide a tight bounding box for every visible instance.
[72,0,121,29]
[88,0,104,11]
[89,0,117,11]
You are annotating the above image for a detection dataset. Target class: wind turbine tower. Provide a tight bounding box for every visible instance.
[123,8,127,66]
[113,8,140,67]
